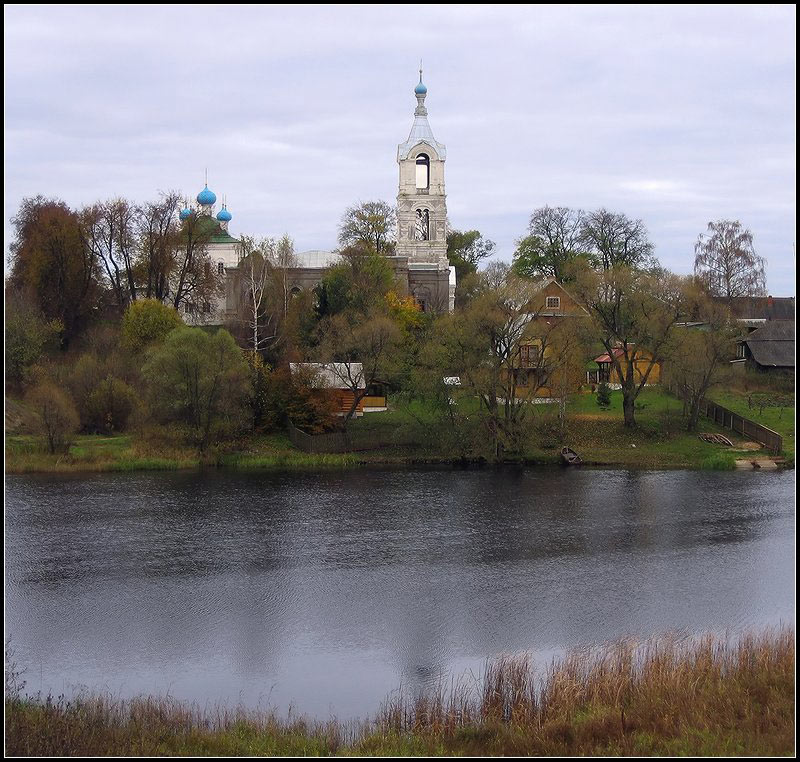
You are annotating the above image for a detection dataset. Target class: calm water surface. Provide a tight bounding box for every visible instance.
[5,468,795,719]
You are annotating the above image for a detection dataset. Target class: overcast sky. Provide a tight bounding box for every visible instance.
[4,4,796,293]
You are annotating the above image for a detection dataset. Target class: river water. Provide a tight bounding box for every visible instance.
[5,468,795,719]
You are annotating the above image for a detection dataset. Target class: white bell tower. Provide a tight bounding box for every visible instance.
[396,66,449,270]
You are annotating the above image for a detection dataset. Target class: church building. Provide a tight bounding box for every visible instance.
[186,69,455,324]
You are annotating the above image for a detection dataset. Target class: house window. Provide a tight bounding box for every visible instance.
[217,261,225,275]
[184,302,193,314]
[520,344,539,368]
[202,301,211,314]
[415,153,430,189]
[737,343,747,359]
[546,296,561,310]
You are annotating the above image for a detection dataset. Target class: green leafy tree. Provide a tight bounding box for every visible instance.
[315,245,395,319]
[121,298,183,353]
[512,206,591,281]
[5,287,63,390]
[143,327,252,451]
[446,229,496,281]
[338,201,396,255]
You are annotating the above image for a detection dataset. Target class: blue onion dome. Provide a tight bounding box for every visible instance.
[196,184,217,205]
[216,205,232,222]
[415,79,427,95]
[179,207,192,221]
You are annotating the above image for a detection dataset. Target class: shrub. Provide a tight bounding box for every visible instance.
[5,290,62,390]
[246,354,289,434]
[85,376,139,434]
[121,299,183,353]
[25,381,79,454]
[286,366,339,434]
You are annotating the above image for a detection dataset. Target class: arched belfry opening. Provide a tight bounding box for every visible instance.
[415,153,430,190]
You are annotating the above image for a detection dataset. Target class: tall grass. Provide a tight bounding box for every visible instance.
[5,629,794,756]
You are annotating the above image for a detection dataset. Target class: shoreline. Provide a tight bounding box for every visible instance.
[6,628,794,757]
[5,450,793,475]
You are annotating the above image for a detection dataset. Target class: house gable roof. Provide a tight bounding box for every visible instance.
[742,320,795,368]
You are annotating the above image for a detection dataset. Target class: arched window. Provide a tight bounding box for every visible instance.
[415,209,430,241]
[415,153,430,189]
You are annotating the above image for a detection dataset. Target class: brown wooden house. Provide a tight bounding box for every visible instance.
[511,279,590,399]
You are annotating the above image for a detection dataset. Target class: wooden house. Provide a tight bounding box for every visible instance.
[511,279,590,399]
[732,320,795,375]
[588,345,661,386]
[289,363,371,417]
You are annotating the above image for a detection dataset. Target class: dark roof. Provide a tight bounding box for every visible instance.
[715,296,796,321]
[743,320,795,368]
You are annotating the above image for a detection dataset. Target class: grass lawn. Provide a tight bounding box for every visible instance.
[525,387,759,469]
[708,390,795,459]
[5,434,201,473]
[5,387,788,474]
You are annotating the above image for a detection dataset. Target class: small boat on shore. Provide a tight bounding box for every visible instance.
[560,446,583,466]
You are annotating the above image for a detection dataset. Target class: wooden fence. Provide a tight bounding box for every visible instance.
[701,399,783,454]
[287,420,418,454]
[665,383,783,454]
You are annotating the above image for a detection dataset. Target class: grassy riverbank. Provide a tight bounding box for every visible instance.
[709,390,795,460]
[5,629,794,756]
[5,388,784,474]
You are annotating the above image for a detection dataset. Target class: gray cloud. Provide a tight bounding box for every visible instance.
[4,4,796,292]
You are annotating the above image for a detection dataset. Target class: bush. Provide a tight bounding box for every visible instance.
[85,376,139,434]
[246,354,289,433]
[25,381,79,454]
[286,366,339,434]
[5,290,62,390]
[121,299,183,353]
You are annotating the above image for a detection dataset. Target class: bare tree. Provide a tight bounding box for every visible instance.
[136,192,180,301]
[236,238,274,354]
[580,208,656,271]
[573,263,685,427]
[233,234,298,355]
[425,269,585,457]
[272,234,298,320]
[338,200,397,255]
[315,311,401,424]
[693,220,767,301]
[82,198,138,310]
[667,285,738,431]
[171,210,219,314]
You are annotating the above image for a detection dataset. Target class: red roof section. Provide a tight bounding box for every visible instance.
[594,347,625,363]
